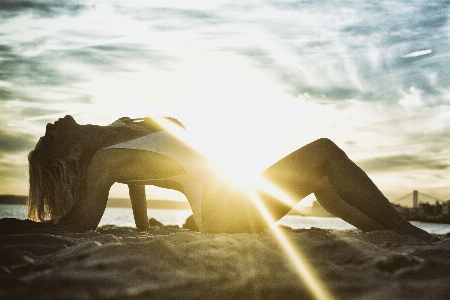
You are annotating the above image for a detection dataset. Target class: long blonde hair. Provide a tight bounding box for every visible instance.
[27,117,185,223]
[27,151,83,222]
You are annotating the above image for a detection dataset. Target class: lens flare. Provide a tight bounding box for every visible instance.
[152,116,333,300]
[254,175,300,208]
[244,187,333,300]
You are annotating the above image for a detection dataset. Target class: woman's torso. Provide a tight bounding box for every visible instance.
[104,130,268,233]
[104,131,217,231]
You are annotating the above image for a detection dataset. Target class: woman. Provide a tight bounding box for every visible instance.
[28,115,434,241]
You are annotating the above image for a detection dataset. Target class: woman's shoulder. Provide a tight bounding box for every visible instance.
[110,117,186,131]
[102,116,186,148]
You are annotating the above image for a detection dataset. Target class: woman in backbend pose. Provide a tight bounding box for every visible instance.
[28,115,434,241]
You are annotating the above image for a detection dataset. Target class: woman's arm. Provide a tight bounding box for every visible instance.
[57,148,187,232]
[128,184,149,231]
[56,150,115,232]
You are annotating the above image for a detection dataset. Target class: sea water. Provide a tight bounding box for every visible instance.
[1,204,450,235]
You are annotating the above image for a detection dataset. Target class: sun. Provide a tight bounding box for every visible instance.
[153,114,334,300]
[99,53,329,199]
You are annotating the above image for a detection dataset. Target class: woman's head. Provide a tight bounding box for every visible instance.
[27,115,185,223]
[28,115,117,222]
[28,115,89,222]
[34,115,83,160]
[27,116,183,223]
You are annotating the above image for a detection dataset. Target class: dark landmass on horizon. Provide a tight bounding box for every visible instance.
[0,195,26,205]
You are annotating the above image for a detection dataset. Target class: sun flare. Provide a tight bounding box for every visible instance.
[153,116,333,300]
[230,185,333,300]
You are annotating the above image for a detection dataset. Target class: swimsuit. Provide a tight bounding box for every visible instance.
[105,131,218,231]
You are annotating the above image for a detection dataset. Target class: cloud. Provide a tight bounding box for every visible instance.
[115,6,223,28]
[66,44,174,72]
[224,1,450,106]
[0,89,16,101]
[20,107,62,119]
[0,129,35,154]
[3,0,447,107]
[0,0,88,21]
[404,127,450,157]
[0,40,174,103]
[403,50,433,58]
[0,0,447,198]
[0,44,82,100]
[0,161,26,177]
[357,155,449,172]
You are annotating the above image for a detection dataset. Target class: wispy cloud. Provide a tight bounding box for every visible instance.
[0,0,88,21]
[228,0,450,105]
[403,50,433,58]
[357,155,449,172]
[0,0,449,198]
[0,161,27,180]
[0,129,35,154]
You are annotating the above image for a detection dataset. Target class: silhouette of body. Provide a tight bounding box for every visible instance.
[27,116,435,241]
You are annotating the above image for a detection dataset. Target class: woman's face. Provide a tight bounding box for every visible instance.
[35,115,82,159]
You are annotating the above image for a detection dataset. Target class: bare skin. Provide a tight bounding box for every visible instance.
[259,138,433,241]
[34,116,435,241]
[128,184,148,231]
[55,148,187,232]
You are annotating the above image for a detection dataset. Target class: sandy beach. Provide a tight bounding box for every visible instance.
[1,218,449,300]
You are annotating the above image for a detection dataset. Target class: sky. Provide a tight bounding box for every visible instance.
[0,0,449,205]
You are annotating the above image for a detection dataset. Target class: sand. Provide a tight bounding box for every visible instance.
[1,218,449,300]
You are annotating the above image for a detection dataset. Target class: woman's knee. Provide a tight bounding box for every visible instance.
[311,138,347,158]
[311,138,338,150]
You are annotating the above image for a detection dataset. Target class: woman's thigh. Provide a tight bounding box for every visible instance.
[255,138,350,216]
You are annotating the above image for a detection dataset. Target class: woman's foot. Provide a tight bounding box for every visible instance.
[406,226,438,243]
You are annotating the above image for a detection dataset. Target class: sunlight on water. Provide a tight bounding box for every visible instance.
[99,208,193,228]
[0,204,26,219]
[1,204,449,234]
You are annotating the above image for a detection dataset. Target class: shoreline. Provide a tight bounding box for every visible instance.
[1,219,450,299]
[5,202,450,226]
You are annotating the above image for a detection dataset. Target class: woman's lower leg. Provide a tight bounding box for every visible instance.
[322,141,434,240]
[262,138,434,241]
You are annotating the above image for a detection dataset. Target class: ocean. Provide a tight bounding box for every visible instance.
[1,204,450,235]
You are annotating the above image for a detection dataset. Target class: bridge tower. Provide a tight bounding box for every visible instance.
[413,190,419,208]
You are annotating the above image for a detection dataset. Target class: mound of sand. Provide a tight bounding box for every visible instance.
[1,219,449,300]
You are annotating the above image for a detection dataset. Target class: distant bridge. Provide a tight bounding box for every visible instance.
[392,190,446,208]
